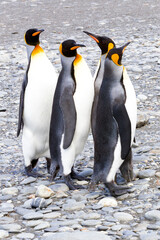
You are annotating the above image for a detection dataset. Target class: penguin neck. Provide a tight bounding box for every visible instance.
[104,58,123,82]
[25,44,35,61]
[60,54,76,69]
[31,44,44,58]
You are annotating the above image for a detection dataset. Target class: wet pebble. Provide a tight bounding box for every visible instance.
[36,185,54,198]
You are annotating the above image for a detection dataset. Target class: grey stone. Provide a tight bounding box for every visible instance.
[34,221,50,230]
[20,177,37,185]
[15,207,35,216]
[50,183,69,192]
[2,187,18,196]
[16,232,35,239]
[1,223,22,233]
[139,231,159,240]
[138,169,156,178]
[43,212,61,219]
[41,231,111,240]
[0,230,9,238]
[81,220,102,227]
[145,210,160,221]
[36,185,54,198]
[63,199,85,211]
[23,212,44,220]
[25,220,44,227]
[113,212,134,222]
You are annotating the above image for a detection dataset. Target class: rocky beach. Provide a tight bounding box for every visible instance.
[0,0,160,239]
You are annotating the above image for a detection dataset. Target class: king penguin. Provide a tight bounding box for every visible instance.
[83,31,115,137]
[91,42,137,196]
[17,28,58,177]
[49,39,94,189]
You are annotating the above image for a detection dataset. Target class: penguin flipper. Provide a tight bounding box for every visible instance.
[113,104,131,159]
[60,87,76,149]
[17,76,28,137]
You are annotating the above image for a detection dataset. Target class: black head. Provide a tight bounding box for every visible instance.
[59,39,86,57]
[24,28,44,46]
[83,31,115,55]
[107,41,131,66]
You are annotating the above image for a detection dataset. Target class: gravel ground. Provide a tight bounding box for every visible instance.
[0,0,160,239]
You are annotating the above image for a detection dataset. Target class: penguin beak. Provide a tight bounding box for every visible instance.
[83,31,99,43]
[121,41,131,53]
[32,29,44,37]
[70,44,86,50]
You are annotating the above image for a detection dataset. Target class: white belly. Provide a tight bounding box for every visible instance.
[22,53,57,163]
[123,68,137,145]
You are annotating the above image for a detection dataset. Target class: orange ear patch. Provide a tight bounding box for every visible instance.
[111,53,121,66]
[108,43,114,52]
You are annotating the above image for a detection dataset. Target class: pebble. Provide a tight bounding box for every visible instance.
[34,221,50,230]
[16,232,35,239]
[20,176,37,185]
[138,169,156,178]
[145,210,160,221]
[98,197,118,207]
[43,212,61,219]
[113,212,134,222]
[23,212,44,220]
[36,185,54,198]
[63,199,85,211]
[0,230,9,239]
[2,187,18,196]
[50,183,69,192]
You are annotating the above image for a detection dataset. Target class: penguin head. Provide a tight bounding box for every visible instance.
[24,28,44,46]
[83,31,115,55]
[59,39,85,57]
[107,41,131,66]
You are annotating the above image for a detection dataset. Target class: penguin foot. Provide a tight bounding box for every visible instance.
[71,169,89,181]
[63,175,84,190]
[120,162,134,182]
[88,181,97,191]
[46,158,51,174]
[115,173,127,185]
[50,161,60,181]
[25,166,42,178]
[105,182,129,197]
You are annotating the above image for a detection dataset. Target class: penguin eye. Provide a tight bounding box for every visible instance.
[111,53,121,66]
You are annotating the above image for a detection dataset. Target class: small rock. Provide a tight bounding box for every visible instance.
[145,210,160,221]
[136,112,149,128]
[43,212,61,219]
[2,187,18,196]
[50,183,69,192]
[63,199,85,211]
[21,177,37,185]
[34,221,50,230]
[98,197,118,207]
[36,185,54,198]
[25,220,44,227]
[137,94,148,101]
[81,219,102,227]
[23,212,44,220]
[0,230,9,239]
[138,169,156,179]
[155,172,160,178]
[1,223,22,232]
[16,232,35,239]
[113,212,133,222]
[80,168,93,177]
[139,231,159,240]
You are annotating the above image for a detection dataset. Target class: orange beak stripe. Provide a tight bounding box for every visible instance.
[89,35,99,43]
[70,46,80,50]
[32,31,41,37]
